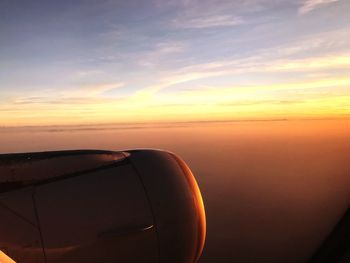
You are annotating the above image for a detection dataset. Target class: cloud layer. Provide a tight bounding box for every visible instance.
[299,0,340,14]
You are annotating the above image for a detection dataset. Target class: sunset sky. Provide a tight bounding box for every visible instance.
[1,0,350,126]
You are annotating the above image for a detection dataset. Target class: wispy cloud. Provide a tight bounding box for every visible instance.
[10,82,124,105]
[299,0,340,14]
[155,42,186,53]
[173,14,244,29]
[135,41,186,68]
[133,52,350,99]
[11,96,114,105]
[137,27,350,96]
[77,82,124,97]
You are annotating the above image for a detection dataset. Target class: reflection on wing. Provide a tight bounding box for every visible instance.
[0,250,16,263]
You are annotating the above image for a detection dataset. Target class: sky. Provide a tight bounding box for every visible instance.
[0,0,350,126]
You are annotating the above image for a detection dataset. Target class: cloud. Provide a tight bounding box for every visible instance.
[264,28,350,57]
[183,77,350,96]
[155,42,186,54]
[267,55,350,71]
[11,96,124,105]
[133,27,350,96]
[220,99,304,107]
[173,14,244,29]
[299,0,340,14]
[9,82,125,106]
[75,70,104,79]
[135,41,186,68]
[133,52,350,99]
[78,82,124,97]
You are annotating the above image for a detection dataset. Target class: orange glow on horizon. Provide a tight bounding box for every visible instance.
[1,75,349,127]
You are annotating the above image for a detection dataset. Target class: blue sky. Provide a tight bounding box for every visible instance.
[1,0,350,125]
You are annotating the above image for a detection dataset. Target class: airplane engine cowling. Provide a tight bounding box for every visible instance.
[129,150,206,263]
[0,149,206,263]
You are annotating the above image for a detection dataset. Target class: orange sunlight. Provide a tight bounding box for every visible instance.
[0,251,16,263]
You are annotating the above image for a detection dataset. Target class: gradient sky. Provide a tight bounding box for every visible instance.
[1,0,350,126]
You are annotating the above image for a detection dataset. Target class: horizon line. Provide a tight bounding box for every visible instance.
[1,117,350,131]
